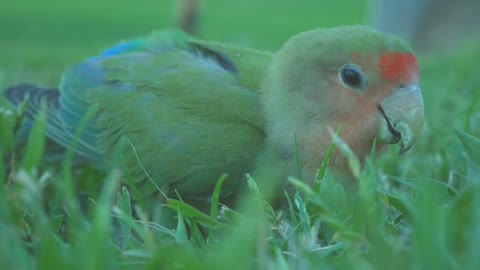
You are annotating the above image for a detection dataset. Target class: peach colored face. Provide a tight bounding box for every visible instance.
[331,51,423,154]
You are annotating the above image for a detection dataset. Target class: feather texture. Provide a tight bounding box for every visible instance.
[6,29,272,197]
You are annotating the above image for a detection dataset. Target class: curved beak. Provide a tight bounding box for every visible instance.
[377,84,424,154]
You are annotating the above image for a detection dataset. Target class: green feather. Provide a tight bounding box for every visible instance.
[61,29,270,196]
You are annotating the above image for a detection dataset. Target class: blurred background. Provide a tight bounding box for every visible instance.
[1,0,369,51]
[2,0,479,67]
[2,0,479,75]
[374,0,480,52]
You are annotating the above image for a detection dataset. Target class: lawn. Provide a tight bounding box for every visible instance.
[1,1,480,269]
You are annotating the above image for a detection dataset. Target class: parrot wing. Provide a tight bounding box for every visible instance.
[10,29,273,196]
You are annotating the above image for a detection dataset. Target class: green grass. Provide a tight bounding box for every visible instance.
[2,1,480,269]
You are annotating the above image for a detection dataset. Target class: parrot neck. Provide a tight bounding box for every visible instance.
[260,116,380,187]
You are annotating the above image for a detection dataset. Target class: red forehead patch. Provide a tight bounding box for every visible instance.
[379,52,419,82]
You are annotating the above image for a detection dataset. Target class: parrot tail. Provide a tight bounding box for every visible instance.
[4,84,103,165]
[5,83,60,120]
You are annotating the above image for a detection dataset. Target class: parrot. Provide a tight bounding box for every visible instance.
[4,25,424,203]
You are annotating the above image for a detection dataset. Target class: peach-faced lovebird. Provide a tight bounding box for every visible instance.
[5,25,424,199]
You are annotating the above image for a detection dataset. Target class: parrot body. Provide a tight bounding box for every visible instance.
[5,26,424,200]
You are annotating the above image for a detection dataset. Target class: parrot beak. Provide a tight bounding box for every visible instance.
[377,84,424,154]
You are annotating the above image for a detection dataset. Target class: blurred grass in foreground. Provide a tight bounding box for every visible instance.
[2,0,480,269]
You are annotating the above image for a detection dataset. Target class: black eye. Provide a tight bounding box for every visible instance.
[339,64,366,90]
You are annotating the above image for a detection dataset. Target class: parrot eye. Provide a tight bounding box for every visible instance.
[339,64,366,91]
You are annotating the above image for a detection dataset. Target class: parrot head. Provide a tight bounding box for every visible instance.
[261,25,423,173]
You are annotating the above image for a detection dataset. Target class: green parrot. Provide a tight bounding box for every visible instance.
[5,25,424,201]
